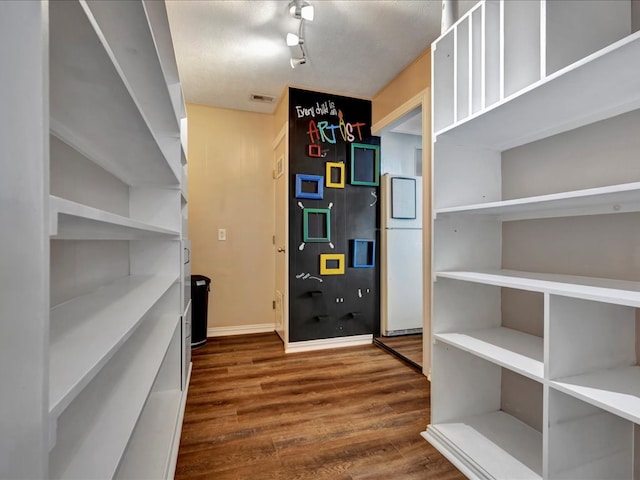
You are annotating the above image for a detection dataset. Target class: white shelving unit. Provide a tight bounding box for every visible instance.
[49,274,178,419]
[50,195,180,240]
[0,1,189,478]
[425,1,640,478]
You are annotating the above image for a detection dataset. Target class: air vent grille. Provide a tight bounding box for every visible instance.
[250,93,275,103]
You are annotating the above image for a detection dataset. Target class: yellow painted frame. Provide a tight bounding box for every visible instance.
[320,253,345,275]
[325,162,345,188]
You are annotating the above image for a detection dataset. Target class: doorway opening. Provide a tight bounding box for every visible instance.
[374,105,424,370]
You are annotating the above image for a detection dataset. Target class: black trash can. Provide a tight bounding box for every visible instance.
[191,275,211,348]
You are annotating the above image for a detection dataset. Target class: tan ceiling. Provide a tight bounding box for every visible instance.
[166,0,477,114]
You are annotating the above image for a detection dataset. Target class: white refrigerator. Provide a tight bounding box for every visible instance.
[380,173,423,336]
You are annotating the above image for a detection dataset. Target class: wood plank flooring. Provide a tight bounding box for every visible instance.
[176,333,463,479]
[375,334,423,369]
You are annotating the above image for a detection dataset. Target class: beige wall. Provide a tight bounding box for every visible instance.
[273,87,289,135]
[187,103,275,330]
[372,48,430,126]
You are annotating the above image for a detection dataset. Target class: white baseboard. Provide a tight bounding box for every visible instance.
[207,323,275,337]
[285,334,373,353]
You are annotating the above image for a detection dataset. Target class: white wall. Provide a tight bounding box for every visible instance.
[380,131,422,176]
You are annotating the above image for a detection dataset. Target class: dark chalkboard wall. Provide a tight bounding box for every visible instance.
[288,87,380,342]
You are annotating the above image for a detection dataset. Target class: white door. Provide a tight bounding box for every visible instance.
[273,131,288,342]
[382,228,423,335]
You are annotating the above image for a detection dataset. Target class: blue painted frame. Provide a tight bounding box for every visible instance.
[352,239,375,268]
[295,174,324,199]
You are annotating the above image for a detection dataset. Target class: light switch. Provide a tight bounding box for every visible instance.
[218,228,226,241]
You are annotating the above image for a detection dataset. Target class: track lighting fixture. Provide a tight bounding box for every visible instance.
[288,0,314,21]
[286,0,313,68]
[286,32,303,47]
[290,57,307,68]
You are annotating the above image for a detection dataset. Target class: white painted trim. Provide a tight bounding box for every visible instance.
[285,334,373,353]
[272,123,287,149]
[207,324,275,337]
[371,90,425,135]
[166,364,191,480]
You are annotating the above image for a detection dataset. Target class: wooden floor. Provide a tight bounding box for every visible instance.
[375,334,423,368]
[176,333,463,479]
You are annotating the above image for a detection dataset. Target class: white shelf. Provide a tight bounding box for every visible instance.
[49,274,177,419]
[141,0,184,121]
[181,167,188,202]
[436,270,640,308]
[181,144,188,166]
[50,314,179,479]
[49,0,179,187]
[82,0,179,137]
[50,195,179,240]
[424,411,542,480]
[552,366,640,425]
[115,389,184,480]
[435,327,543,382]
[554,450,631,480]
[435,31,640,150]
[180,117,188,164]
[435,182,640,221]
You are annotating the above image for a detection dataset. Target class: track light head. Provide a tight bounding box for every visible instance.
[290,57,307,69]
[286,32,303,47]
[288,0,314,21]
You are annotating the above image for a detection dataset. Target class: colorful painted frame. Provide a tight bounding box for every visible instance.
[325,162,345,188]
[350,143,380,186]
[295,174,324,199]
[352,239,375,268]
[303,208,330,242]
[320,253,345,275]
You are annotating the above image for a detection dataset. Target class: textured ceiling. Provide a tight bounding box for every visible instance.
[166,1,478,114]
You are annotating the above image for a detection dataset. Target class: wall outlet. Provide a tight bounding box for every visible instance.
[218,228,226,241]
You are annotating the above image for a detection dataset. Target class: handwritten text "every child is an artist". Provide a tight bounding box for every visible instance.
[296,101,367,144]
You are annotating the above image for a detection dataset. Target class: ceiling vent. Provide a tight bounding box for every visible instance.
[250,93,275,103]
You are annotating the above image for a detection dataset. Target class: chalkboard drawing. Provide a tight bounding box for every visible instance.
[369,191,378,207]
[351,239,376,268]
[326,162,345,188]
[295,174,324,200]
[303,208,330,242]
[308,144,322,157]
[320,253,345,275]
[307,144,328,158]
[295,272,323,282]
[350,143,380,186]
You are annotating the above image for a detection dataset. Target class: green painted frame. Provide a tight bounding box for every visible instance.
[303,208,331,242]
[350,143,380,186]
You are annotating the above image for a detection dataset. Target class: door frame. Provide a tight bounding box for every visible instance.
[272,123,289,344]
[371,89,432,378]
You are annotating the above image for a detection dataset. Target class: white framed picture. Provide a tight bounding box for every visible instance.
[391,176,416,219]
